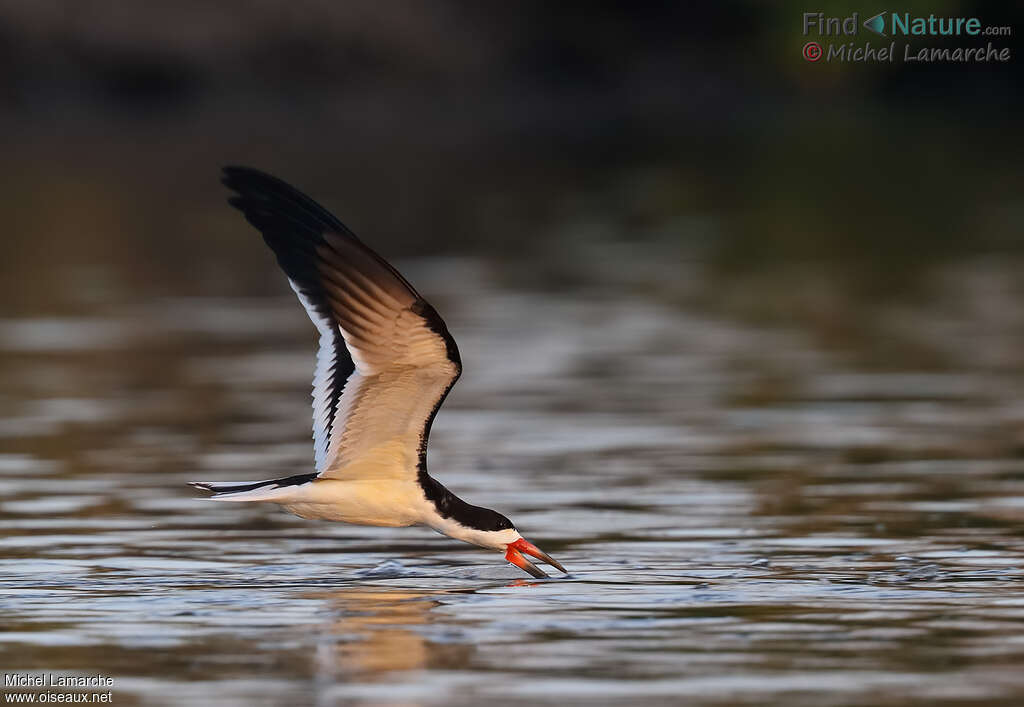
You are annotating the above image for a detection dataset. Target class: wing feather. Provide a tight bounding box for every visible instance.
[222,166,461,476]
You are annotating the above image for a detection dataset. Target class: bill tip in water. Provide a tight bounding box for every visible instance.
[505,538,568,578]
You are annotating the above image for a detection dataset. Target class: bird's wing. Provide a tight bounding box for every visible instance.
[221,166,461,477]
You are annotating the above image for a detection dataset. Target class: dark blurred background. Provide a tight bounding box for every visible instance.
[0,0,1021,364]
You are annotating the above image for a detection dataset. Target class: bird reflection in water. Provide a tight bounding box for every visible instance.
[505,579,541,589]
[301,588,472,678]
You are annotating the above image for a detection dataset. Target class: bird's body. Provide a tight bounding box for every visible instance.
[205,473,520,551]
[190,167,565,577]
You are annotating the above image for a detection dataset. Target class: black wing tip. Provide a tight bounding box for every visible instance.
[220,166,300,206]
[221,165,288,192]
[220,165,353,238]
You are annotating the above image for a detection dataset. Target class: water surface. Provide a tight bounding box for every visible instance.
[3,256,1024,706]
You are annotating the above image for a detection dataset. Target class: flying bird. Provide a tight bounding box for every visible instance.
[190,167,566,579]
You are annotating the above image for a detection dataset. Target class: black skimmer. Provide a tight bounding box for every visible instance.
[190,167,567,579]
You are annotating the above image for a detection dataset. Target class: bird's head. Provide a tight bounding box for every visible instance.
[431,506,567,578]
[477,511,567,579]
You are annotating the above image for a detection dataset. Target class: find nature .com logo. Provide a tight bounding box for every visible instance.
[801,10,1012,64]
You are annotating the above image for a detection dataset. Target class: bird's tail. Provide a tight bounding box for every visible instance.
[188,473,317,502]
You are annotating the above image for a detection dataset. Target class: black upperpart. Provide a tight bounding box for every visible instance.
[418,474,514,532]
